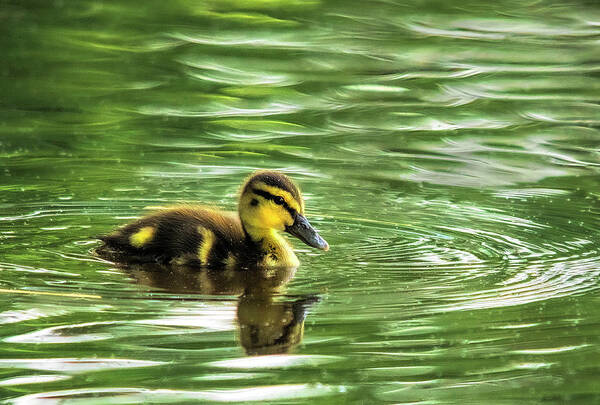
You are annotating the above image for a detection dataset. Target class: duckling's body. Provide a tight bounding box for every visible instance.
[96,171,328,268]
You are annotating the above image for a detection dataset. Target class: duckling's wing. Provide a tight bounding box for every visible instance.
[96,206,245,266]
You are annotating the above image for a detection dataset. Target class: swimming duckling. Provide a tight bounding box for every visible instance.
[96,170,328,268]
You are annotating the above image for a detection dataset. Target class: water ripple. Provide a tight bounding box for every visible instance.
[137,103,303,118]
[323,181,600,317]
[208,354,342,369]
[0,358,164,373]
[0,374,71,387]
[2,1,600,402]
[9,384,346,404]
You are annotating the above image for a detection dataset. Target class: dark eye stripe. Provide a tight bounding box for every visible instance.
[252,188,296,217]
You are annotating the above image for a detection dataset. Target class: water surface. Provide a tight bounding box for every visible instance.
[1,0,600,403]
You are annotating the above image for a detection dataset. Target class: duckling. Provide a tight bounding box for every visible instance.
[96,170,328,268]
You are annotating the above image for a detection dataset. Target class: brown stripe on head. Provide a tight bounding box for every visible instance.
[241,170,304,213]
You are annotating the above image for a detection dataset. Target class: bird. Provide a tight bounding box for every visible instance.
[95,170,329,268]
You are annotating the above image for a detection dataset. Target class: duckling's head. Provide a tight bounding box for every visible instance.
[239,170,329,251]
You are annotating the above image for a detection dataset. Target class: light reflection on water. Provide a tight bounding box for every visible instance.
[1,0,600,403]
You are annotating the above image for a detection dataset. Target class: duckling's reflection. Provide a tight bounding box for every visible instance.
[124,263,318,356]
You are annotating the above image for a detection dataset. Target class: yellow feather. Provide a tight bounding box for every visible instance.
[198,226,215,265]
[130,226,155,247]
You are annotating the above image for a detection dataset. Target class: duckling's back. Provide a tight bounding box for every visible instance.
[97,206,249,267]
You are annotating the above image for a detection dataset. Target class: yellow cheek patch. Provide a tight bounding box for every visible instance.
[268,205,293,228]
[198,227,215,265]
[254,205,290,230]
[129,226,155,248]
[239,194,291,231]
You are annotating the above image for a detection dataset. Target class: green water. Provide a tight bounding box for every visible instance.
[2,0,600,403]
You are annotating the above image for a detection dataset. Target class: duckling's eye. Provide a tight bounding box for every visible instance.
[273,196,285,205]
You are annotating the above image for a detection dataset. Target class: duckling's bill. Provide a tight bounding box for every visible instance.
[285,213,329,251]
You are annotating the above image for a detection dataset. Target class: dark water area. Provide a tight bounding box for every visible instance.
[1,0,600,403]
